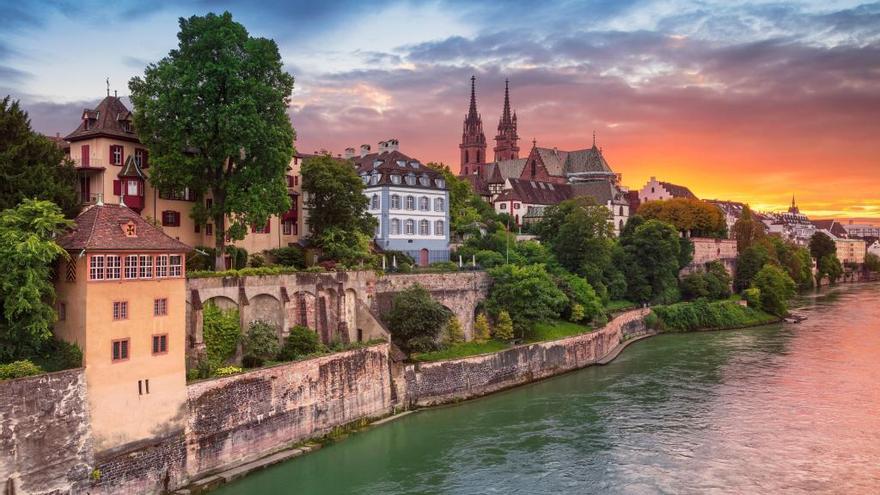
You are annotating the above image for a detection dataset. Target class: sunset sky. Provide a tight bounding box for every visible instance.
[2,1,877,221]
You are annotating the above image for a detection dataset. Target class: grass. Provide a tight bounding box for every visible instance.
[412,340,509,362]
[605,300,637,313]
[527,320,594,342]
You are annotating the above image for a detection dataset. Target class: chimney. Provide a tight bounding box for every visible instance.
[96,193,104,206]
[378,140,387,153]
[360,144,371,157]
[344,147,356,159]
[387,138,399,152]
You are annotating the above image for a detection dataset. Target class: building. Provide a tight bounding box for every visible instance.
[61,93,305,263]
[638,177,697,203]
[843,221,880,239]
[868,239,880,258]
[54,203,190,452]
[813,219,866,264]
[351,140,450,266]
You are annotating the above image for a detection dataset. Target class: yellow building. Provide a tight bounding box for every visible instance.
[835,238,866,265]
[55,203,191,452]
[64,94,306,264]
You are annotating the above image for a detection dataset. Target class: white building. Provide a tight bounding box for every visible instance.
[638,177,697,203]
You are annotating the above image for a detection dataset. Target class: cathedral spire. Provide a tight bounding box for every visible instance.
[460,75,486,175]
[494,78,520,162]
[468,75,478,120]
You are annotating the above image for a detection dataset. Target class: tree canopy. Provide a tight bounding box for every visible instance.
[386,284,451,354]
[129,11,295,266]
[732,205,766,253]
[485,264,567,337]
[0,97,79,218]
[809,232,837,260]
[0,200,73,361]
[751,264,796,316]
[637,198,727,238]
[427,163,495,239]
[620,219,682,303]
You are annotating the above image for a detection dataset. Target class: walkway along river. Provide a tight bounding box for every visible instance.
[213,283,880,494]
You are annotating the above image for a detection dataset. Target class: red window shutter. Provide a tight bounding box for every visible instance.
[194,223,201,233]
[161,211,169,226]
[81,145,90,166]
[113,180,121,195]
[109,146,114,165]
[251,225,256,233]
[119,147,124,165]
[265,220,270,233]
[174,212,181,226]
[137,180,144,196]
[142,149,149,168]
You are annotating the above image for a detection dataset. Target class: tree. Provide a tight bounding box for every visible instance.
[278,325,323,361]
[301,154,376,263]
[444,316,465,344]
[385,284,451,354]
[680,272,710,300]
[0,97,79,218]
[0,200,73,362]
[768,237,813,290]
[865,253,880,272]
[809,232,837,261]
[473,313,491,342]
[129,12,295,268]
[486,264,567,336]
[493,310,514,340]
[704,261,732,299]
[734,245,769,292]
[817,255,843,285]
[751,264,796,316]
[427,163,495,239]
[242,320,280,367]
[620,220,681,303]
[555,273,603,323]
[732,205,765,253]
[637,198,727,238]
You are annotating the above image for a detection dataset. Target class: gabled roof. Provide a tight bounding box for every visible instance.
[461,174,490,196]
[570,180,624,206]
[58,204,191,252]
[564,146,613,175]
[64,96,140,143]
[534,147,567,177]
[659,181,697,199]
[496,179,571,205]
[812,219,848,239]
[353,150,445,190]
[117,155,146,180]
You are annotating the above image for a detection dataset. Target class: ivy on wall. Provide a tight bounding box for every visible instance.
[203,304,241,368]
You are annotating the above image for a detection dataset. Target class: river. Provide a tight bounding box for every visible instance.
[213,283,880,494]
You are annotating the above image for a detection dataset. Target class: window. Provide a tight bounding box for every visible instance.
[160,189,196,201]
[419,219,429,236]
[113,301,128,320]
[419,176,430,186]
[286,175,295,187]
[169,255,182,277]
[154,298,167,316]
[252,221,270,234]
[435,179,445,189]
[500,203,507,210]
[375,220,381,237]
[514,203,521,210]
[156,255,168,278]
[134,148,148,168]
[391,218,400,235]
[391,175,401,185]
[124,255,138,279]
[371,194,380,210]
[405,219,415,235]
[161,210,181,227]
[405,196,415,210]
[619,206,624,215]
[435,220,444,236]
[106,255,121,279]
[434,198,445,211]
[206,223,213,236]
[152,334,168,354]
[81,145,90,166]
[405,175,416,186]
[391,195,401,209]
[112,339,129,362]
[282,220,293,235]
[110,145,124,166]
[89,255,105,280]
[419,197,429,211]
[139,255,153,278]
[531,161,536,177]
[58,302,66,321]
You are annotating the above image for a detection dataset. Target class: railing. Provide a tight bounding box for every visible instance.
[70,157,109,168]
[78,192,102,205]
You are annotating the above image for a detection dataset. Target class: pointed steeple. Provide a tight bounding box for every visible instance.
[494,78,520,162]
[460,75,487,175]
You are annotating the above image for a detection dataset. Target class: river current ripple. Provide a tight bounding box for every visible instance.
[215,284,880,494]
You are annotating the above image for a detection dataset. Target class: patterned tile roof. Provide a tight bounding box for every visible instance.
[496,179,572,205]
[64,96,140,143]
[353,150,445,190]
[58,204,191,252]
[658,181,697,199]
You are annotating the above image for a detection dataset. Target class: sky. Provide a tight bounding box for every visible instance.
[2,0,878,221]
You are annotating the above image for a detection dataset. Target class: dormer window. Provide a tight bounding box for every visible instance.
[405,175,416,186]
[435,179,445,189]
[396,160,406,167]
[391,175,401,185]
[419,175,430,186]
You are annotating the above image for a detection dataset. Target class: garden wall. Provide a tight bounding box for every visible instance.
[402,309,649,407]
[0,368,93,494]
[184,343,393,476]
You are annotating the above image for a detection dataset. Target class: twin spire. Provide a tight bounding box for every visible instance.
[461,75,520,171]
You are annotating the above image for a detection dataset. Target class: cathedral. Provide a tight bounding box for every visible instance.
[457,76,630,233]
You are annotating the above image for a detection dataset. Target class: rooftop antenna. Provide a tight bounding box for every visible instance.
[593,130,597,147]
[106,77,110,97]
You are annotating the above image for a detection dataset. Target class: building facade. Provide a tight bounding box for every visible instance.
[638,177,698,203]
[54,203,190,452]
[353,141,450,266]
[61,94,305,262]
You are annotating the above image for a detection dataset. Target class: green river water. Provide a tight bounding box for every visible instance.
[214,284,880,494]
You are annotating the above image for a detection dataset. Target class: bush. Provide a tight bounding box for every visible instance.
[652,300,776,332]
[570,303,585,323]
[242,320,280,367]
[486,264,567,336]
[248,253,266,268]
[214,366,243,377]
[428,261,458,272]
[473,313,491,342]
[743,287,761,309]
[385,284,451,354]
[752,264,796,316]
[0,360,43,380]
[443,317,465,344]
[34,338,82,372]
[644,311,661,330]
[227,246,249,270]
[187,246,216,271]
[475,250,505,269]
[203,304,241,368]
[269,246,305,268]
[278,325,324,361]
[493,310,514,340]
[680,272,709,300]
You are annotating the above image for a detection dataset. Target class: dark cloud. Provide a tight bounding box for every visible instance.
[0,65,31,83]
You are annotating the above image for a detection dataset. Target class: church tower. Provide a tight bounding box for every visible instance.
[493,79,520,162]
[460,76,486,176]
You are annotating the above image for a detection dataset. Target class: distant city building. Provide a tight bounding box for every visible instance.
[763,197,815,245]
[867,239,880,258]
[812,218,866,264]
[843,221,880,239]
[638,177,698,204]
[54,203,190,453]
[352,140,450,266]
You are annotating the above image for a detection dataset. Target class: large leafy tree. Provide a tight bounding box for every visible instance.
[129,12,295,267]
[751,264,796,316]
[427,163,494,239]
[809,232,837,260]
[302,154,376,263]
[637,198,727,238]
[732,205,765,253]
[734,244,770,292]
[485,264,567,337]
[0,200,72,361]
[621,219,682,303]
[0,97,79,218]
[385,284,451,354]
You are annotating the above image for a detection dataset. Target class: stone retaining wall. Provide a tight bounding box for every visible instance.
[0,368,93,494]
[403,309,649,407]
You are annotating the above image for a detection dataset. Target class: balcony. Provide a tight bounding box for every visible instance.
[78,192,102,205]
[122,194,144,212]
[70,157,108,170]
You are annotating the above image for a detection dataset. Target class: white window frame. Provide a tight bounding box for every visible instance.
[106,255,121,280]
[434,198,444,211]
[435,220,444,236]
[169,255,182,277]
[139,255,153,279]
[419,197,429,211]
[405,196,415,210]
[391,218,400,235]
[391,195,401,209]
[156,255,169,278]
[419,219,429,236]
[124,255,138,279]
[404,219,415,235]
[89,255,105,280]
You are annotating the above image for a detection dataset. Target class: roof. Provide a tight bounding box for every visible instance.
[496,179,571,205]
[570,180,624,206]
[812,219,849,239]
[535,147,567,176]
[117,155,146,180]
[564,146,613,175]
[658,181,697,199]
[461,174,490,196]
[353,150,445,190]
[64,96,140,143]
[625,190,641,213]
[58,204,191,252]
